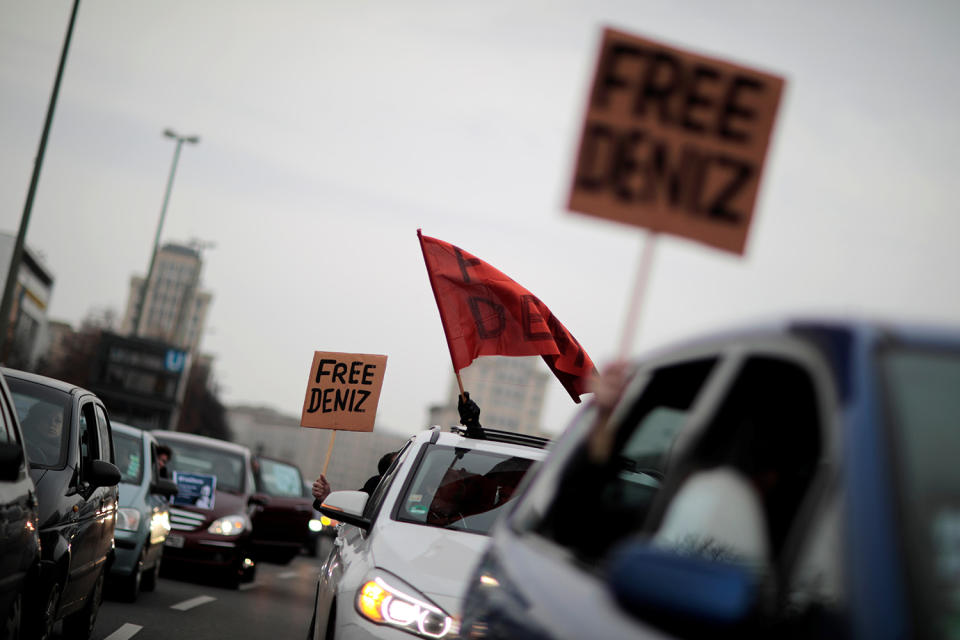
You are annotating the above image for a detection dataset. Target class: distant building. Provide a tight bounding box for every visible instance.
[120,242,212,352]
[0,231,55,368]
[227,405,411,492]
[87,332,189,431]
[427,356,549,437]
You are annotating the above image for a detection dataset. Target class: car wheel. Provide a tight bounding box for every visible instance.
[118,560,142,603]
[24,581,59,640]
[2,591,21,640]
[141,556,160,592]
[62,570,104,640]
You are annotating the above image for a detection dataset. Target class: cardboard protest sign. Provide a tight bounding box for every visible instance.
[568,27,785,255]
[171,471,217,509]
[300,351,388,432]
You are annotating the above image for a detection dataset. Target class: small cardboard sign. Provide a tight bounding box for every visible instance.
[300,351,388,432]
[568,27,785,255]
[171,471,217,509]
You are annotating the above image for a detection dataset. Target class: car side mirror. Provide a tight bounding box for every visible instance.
[317,490,371,531]
[87,459,122,489]
[150,477,180,498]
[0,442,25,482]
[605,542,759,632]
[248,493,269,507]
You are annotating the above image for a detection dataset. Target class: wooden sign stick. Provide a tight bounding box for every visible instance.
[321,430,337,476]
[618,231,658,359]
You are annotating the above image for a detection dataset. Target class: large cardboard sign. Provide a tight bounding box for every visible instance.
[568,28,785,255]
[300,351,388,432]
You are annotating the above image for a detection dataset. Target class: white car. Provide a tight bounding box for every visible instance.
[311,425,549,640]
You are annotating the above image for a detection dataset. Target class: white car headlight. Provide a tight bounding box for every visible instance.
[355,569,455,639]
[116,507,141,532]
[308,518,324,533]
[207,514,250,536]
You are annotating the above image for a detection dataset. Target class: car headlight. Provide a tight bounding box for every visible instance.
[207,514,250,535]
[116,508,142,532]
[308,518,324,533]
[356,569,455,638]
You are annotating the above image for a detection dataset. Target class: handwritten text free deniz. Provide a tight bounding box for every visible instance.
[569,27,784,255]
[300,352,388,432]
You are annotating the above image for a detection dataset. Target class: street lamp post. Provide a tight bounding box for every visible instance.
[131,129,199,337]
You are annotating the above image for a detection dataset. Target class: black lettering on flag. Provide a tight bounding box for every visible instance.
[468,297,506,339]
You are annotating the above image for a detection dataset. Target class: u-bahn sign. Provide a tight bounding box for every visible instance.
[568,27,785,255]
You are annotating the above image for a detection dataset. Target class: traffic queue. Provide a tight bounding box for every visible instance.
[0,365,320,640]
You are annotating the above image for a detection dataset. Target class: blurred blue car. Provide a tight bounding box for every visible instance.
[461,319,960,640]
[108,423,177,602]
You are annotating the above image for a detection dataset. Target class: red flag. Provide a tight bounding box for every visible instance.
[418,229,596,403]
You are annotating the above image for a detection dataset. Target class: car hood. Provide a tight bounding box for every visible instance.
[370,521,488,616]
[171,490,248,523]
[118,481,144,508]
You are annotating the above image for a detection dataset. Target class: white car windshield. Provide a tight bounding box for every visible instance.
[395,444,535,534]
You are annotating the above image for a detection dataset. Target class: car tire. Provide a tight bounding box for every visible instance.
[24,581,59,640]
[62,570,104,640]
[1,590,21,640]
[118,560,142,603]
[141,556,159,592]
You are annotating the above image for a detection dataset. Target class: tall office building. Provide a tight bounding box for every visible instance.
[120,242,212,352]
[428,356,549,437]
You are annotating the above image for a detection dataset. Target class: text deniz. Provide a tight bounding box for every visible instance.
[306,359,377,414]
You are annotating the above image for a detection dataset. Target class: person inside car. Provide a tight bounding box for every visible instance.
[21,402,65,465]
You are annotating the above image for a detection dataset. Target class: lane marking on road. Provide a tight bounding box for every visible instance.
[278,571,298,579]
[239,583,259,591]
[170,595,217,611]
[104,623,143,640]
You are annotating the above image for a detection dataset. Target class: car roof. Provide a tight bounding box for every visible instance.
[112,421,156,441]
[151,429,252,456]
[1,367,95,396]
[632,315,960,364]
[417,427,549,460]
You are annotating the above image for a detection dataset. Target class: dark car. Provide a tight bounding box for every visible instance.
[108,422,178,601]
[460,319,960,640]
[3,368,121,640]
[250,455,314,564]
[0,370,40,640]
[152,431,259,588]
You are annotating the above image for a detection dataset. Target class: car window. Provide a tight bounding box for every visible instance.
[526,358,717,561]
[7,377,72,468]
[363,440,412,521]
[394,443,536,535]
[95,404,114,462]
[257,458,305,497]
[114,431,144,484]
[159,439,246,493]
[650,356,823,566]
[78,403,100,481]
[882,347,960,638]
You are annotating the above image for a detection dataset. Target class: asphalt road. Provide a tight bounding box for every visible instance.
[68,539,334,640]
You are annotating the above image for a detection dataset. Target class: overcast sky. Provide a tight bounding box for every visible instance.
[1,1,958,437]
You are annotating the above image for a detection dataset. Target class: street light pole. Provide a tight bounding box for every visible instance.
[0,0,80,360]
[131,129,199,337]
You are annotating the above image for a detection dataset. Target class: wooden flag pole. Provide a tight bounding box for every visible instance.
[321,431,337,476]
[456,371,465,399]
[618,231,659,359]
